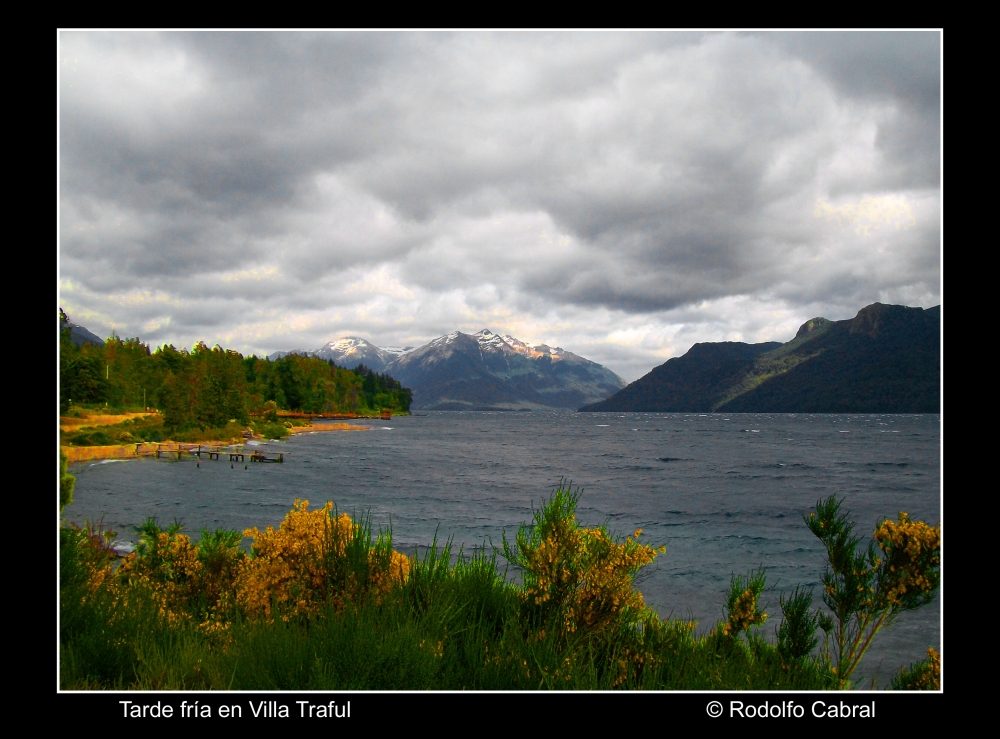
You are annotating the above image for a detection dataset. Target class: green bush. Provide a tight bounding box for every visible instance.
[890,647,940,690]
[805,496,940,687]
[253,421,289,439]
[59,487,938,690]
[60,451,75,512]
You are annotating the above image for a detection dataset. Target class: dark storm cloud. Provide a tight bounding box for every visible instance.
[60,33,406,281]
[59,31,940,379]
[769,32,940,190]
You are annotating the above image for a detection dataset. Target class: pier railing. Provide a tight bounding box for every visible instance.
[136,442,284,463]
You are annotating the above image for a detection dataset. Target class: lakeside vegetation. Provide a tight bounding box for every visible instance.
[57,309,939,690]
[60,308,411,447]
[59,483,940,690]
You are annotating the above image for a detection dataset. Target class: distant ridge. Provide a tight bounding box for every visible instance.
[578,341,782,413]
[59,312,105,349]
[385,329,625,410]
[269,337,411,373]
[271,329,625,410]
[580,302,940,414]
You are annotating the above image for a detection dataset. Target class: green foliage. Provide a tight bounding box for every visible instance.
[59,487,937,691]
[776,585,819,664]
[889,647,940,690]
[252,420,289,440]
[155,343,249,430]
[60,450,75,512]
[60,350,109,410]
[316,508,396,605]
[61,414,167,446]
[59,313,413,440]
[134,517,183,563]
[352,364,413,413]
[64,430,116,447]
[196,529,243,574]
[719,567,768,641]
[805,495,940,687]
[501,483,664,645]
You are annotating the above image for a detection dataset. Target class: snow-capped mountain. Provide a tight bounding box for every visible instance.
[267,329,624,410]
[381,346,417,359]
[313,337,406,373]
[384,329,625,410]
[268,337,414,372]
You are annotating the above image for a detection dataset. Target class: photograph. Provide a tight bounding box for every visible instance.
[58,30,941,699]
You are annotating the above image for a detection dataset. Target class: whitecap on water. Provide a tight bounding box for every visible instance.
[111,540,135,556]
[596,424,609,427]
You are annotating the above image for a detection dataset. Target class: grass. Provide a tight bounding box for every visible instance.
[59,486,937,691]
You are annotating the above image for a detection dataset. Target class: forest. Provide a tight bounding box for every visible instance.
[59,309,412,433]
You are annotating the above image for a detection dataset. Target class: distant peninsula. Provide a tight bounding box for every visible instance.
[580,302,940,414]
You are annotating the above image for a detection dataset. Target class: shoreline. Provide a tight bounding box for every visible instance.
[59,412,156,433]
[286,422,370,434]
[62,423,371,464]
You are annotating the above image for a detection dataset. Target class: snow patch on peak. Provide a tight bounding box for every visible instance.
[498,335,559,360]
[382,345,415,357]
[430,332,461,346]
[323,336,372,355]
[476,329,516,354]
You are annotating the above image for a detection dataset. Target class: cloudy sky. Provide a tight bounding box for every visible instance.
[58,31,940,382]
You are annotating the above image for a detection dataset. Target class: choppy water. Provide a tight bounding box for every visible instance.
[64,411,941,686]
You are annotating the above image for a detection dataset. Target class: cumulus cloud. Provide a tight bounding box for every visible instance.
[59,31,940,382]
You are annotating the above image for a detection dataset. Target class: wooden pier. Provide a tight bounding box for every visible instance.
[138,443,283,464]
[250,451,284,463]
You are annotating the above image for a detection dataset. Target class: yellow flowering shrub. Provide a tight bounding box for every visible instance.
[722,589,767,638]
[891,646,940,690]
[116,528,205,626]
[236,499,410,620]
[504,484,664,639]
[67,521,118,604]
[79,501,411,629]
[873,513,940,609]
[806,496,941,688]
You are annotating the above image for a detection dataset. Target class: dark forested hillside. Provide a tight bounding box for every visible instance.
[580,303,940,414]
[718,304,940,413]
[578,342,781,412]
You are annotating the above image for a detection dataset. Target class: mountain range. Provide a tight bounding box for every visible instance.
[269,337,412,372]
[580,302,940,414]
[272,330,626,411]
[64,300,938,414]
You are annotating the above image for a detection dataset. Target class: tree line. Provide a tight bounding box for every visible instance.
[59,310,412,430]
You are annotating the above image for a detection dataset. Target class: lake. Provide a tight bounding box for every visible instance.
[64,410,941,686]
